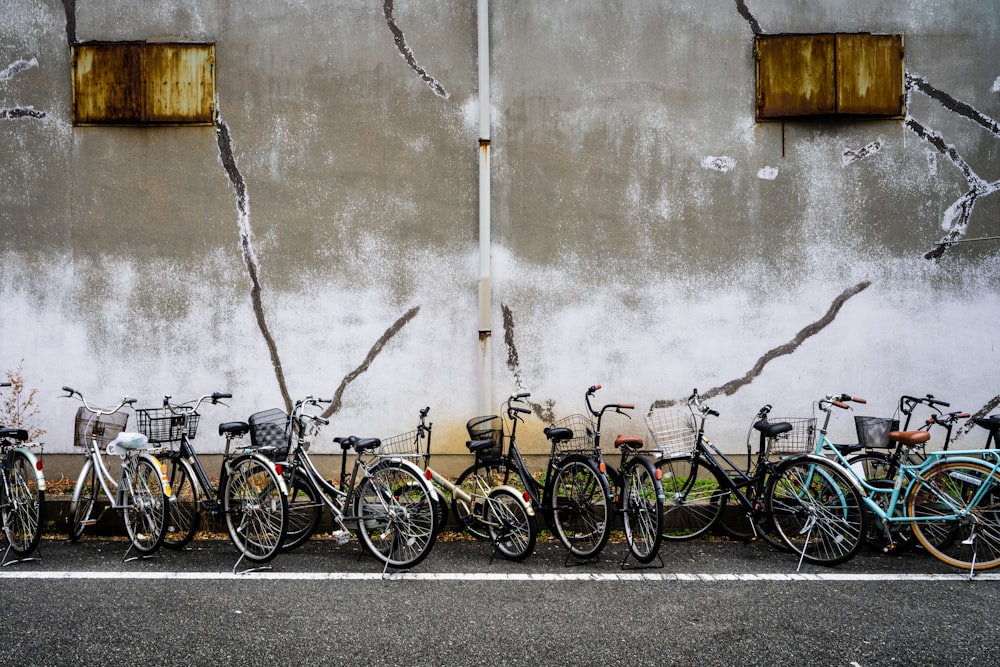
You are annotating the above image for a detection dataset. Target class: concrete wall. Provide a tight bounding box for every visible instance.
[2,0,998,459]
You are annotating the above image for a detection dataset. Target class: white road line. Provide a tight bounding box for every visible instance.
[0,571,996,582]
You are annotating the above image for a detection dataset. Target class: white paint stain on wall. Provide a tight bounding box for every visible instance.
[701,155,735,173]
[757,166,778,180]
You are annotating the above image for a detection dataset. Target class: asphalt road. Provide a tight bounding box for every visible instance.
[1,536,997,666]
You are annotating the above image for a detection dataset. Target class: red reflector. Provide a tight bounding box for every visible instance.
[655,468,662,480]
[37,459,44,471]
[425,468,433,481]
[523,491,531,503]
[274,463,283,476]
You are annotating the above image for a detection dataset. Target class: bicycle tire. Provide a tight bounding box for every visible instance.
[765,456,866,567]
[845,453,916,553]
[2,450,44,556]
[621,457,664,563]
[355,462,436,569]
[162,456,200,549]
[222,455,288,563]
[907,459,1000,571]
[546,455,612,559]
[122,454,169,555]
[485,487,538,561]
[67,458,99,541]
[280,469,323,552]
[655,454,726,540]
[454,459,532,539]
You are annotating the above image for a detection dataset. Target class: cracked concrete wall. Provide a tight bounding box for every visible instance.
[2,0,998,455]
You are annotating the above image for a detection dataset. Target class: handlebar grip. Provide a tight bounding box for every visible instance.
[619,403,635,410]
[708,409,720,417]
[214,392,233,400]
[124,397,137,405]
[420,406,430,417]
[1,382,11,388]
[959,412,971,419]
[62,385,75,393]
[513,392,531,399]
[852,396,867,404]
[832,400,849,409]
[588,385,601,393]
[514,406,532,414]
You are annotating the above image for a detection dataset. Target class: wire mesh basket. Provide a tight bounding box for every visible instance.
[248,408,290,451]
[764,417,816,455]
[548,413,596,456]
[645,407,698,456]
[136,408,200,444]
[73,407,128,449]
[377,429,429,459]
[466,415,503,451]
[855,416,900,449]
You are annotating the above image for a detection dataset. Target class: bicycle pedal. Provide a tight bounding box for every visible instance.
[330,529,351,545]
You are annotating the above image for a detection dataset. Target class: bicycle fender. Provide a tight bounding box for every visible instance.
[249,453,290,496]
[373,457,441,503]
[924,449,1000,465]
[493,484,535,515]
[141,453,175,498]
[14,446,46,492]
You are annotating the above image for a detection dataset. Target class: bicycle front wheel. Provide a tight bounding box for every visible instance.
[655,454,725,540]
[163,456,200,549]
[67,458,99,541]
[281,470,323,553]
[765,457,866,567]
[222,455,288,564]
[622,457,664,564]
[485,487,537,562]
[454,459,530,540]
[2,450,44,556]
[122,454,169,555]
[356,462,436,569]
[907,460,1000,571]
[547,456,612,559]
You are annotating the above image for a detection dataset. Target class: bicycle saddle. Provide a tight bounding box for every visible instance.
[974,416,1000,433]
[614,434,644,451]
[219,421,250,437]
[333,435,381,452]
[544,426,573,443]
[0,427,29,442]
[466,438,496,453]
[753,420,793,438]
[887,430,931,446]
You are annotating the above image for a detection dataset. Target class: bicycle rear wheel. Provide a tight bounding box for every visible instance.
[222,455,288,564]
[907,460,1000,571]
[485,487,537,562]
[2,450,44,556]
[67,458,99,541]
[765,456,866,567]
[356,462,436,569]
[454,459,530,540]
[162,456,200,549]
[621,457,664,563]
[281,469,323,552]
[122,454,169,555]
[547,456,612,559]
[655,454,725,540]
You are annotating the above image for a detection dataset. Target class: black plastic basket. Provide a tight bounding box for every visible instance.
[466,415,503,451]
[73,407,128,449]
[855,416,900,449]
[248,408,290,452]
[136,408,200,444]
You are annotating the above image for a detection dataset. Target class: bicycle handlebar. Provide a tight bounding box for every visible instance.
[161,392,232,414]
[688,389,720,418]
[820,393,866,410]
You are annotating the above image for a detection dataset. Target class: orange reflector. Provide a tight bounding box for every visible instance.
[655,468,662,480]
[599,462,606,474]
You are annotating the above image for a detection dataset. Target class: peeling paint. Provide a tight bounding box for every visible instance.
[0,108,45,120]
[501,304,523,389]
[321,306,420,419]
[757,166,778,180]
[0,58,38,82]
[841,140,882,167]
[701,156,736,173]
[382,0,449,99]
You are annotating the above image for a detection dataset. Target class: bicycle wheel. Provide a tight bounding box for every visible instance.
[655,454,725,540]
[846,451,894,481]
[162,457,200,549]
[222,455,288,564]
[355,462,436,568]
[485,487,537,562]
[765,456,866,567]
[907,460,1000,571]
[547,456,612,559]
[281,470,323,552]
[2,450,44,556]
[67,458,99,541]
[845,453,917,553]
[122,454,169,555]
[455,459,530,540]
[621,458,664,563]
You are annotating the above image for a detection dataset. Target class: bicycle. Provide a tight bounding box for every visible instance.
[139,392,290,572]
[62,386,172,559]
[0,381,46,564]
[805,392,1000,574]
[264,396,438,571]
[377,407,538,561]
[650,389,866,567]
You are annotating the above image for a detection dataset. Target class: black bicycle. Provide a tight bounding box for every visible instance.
[0,382,45,564]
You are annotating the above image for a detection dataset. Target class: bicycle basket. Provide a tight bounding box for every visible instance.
[136,408,200,444]
[466,415,503,451]
[549,414,596,456]
[764,417,816,455]
[645,407,698,456]
[248,408,290,453]
[855,416,900,449]
[73,407,128,449]
[378,429,427,459]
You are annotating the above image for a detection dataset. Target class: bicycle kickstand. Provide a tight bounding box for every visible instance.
[619,549,664,571]
[1,542,42,567]
[122,542,160,564]
[231,550,273,575]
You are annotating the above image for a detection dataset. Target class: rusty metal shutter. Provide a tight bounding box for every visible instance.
[836,33,904,116]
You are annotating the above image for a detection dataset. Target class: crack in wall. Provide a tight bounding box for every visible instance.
[652,281,872,408]
[500,303,555,424]
[382,0,449,99]
[215,115,292,412]
[0,108,45,120]
[320,306,420,419]
[734,0,763,35]
[60,0,77,45]
[842,140,882,167]
[952,394,1000,445]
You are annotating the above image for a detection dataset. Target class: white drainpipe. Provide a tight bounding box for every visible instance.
[477,0,492,415]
